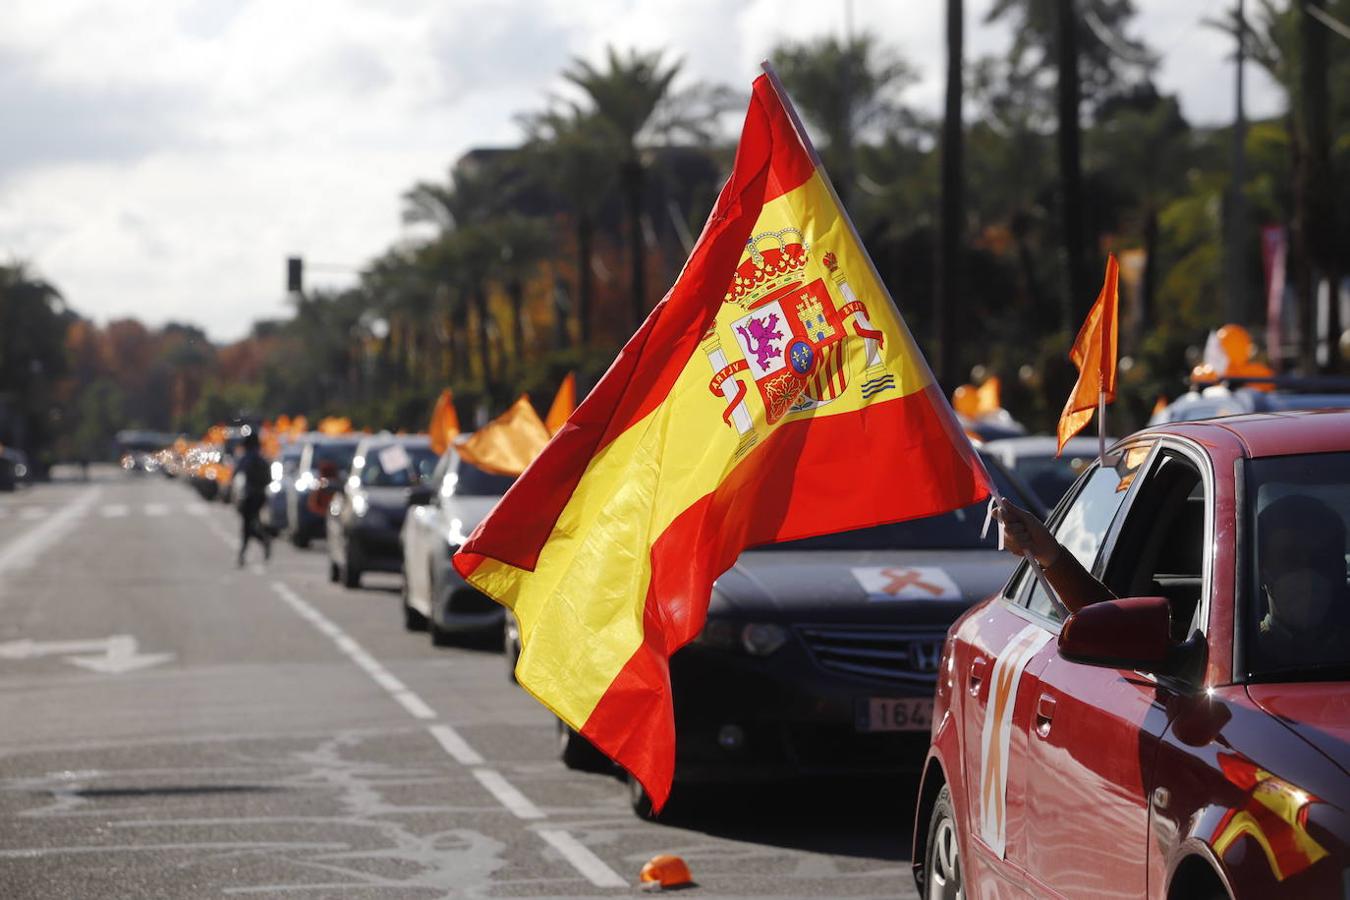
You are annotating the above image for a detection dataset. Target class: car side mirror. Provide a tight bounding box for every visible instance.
[407,485,434,507]
[1058,596,1172,672]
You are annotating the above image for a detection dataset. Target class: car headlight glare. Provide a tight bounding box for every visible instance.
[741,623,788,656]
[351,494,369,517]
[695,620,788,656]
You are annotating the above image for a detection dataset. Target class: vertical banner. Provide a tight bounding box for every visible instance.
[1261,225,1287,368]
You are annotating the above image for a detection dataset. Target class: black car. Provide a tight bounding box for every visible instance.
[327,435,438,588]
[574,454,1041,817]
[286,435,360,548]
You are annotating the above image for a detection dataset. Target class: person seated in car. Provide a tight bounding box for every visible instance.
[1255,494,1350,668]
[993,499,1114,614]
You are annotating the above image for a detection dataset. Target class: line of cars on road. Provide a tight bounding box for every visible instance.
[153,384,1350,898]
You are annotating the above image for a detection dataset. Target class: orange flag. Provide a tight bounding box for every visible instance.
[975,376,1002,416]
[544,373,577,437]
[1057,254,1119,455]
[428,389,461,455]
[452,71,990,811]
[456,396,550,476]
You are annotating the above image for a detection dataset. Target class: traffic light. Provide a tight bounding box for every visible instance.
[286,256,303,294]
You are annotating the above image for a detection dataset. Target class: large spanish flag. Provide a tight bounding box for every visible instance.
[454,71,990,810]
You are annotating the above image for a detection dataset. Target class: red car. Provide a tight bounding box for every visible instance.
[914,410,1350,899]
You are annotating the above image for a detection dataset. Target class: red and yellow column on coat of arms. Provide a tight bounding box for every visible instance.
[703,227,895,450]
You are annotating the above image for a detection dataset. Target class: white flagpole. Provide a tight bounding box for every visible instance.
[1098,389,1106,467]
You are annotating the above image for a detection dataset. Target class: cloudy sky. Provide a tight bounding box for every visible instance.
[1,0,1282,342]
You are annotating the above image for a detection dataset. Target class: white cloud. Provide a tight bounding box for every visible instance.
[0,0,1287,341]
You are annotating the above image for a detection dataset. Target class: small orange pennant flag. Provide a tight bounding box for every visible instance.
[428,389,461,455]
[456,396,550,477]
[975,376,1001,417]
[543,373,576,437]
[1057,254,1119,455]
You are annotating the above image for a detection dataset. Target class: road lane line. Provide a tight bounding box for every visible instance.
[269,579,624,887]
[144,503,169,517]
[428,724,484,766]
[472,768,545,820]
[100,504,129,518]
[537,830,628,888]
[392,690,437,719]
[269,582,438,721]
[184,504,208,516]
[0,488,99,579]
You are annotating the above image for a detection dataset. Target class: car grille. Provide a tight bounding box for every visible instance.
[796,626,946,685]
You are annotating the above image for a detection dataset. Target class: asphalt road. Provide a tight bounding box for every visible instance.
[0,468,919,899]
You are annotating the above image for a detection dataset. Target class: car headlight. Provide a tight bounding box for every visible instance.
[271,460,284,481]
[295,472,317,492]
[740,623,788,656]
[696,620,788,656]
[445,516,469,547]
[351,494,369,517]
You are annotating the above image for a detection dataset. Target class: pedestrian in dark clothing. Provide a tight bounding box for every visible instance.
[235,430,272,567]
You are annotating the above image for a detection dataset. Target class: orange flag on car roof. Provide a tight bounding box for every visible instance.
[544,373,577,437]
[428,389,461,455]
[1057,254,1119,455]
[452,70,990,813]
[455,396,550,477]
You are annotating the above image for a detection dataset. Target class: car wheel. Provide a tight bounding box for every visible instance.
[923,785,963,900]
[402,577,427,632]
[557,719,609,772]
[429,619,453,648]
[328,560,340,583]
[504,614,520,683]
[627,771,656,820]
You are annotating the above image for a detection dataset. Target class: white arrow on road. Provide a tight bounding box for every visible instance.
[0,634,175,674]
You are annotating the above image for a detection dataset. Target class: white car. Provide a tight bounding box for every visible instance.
[400,443,516,646]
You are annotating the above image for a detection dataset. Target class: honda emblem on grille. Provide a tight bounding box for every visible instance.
[909,640,941,673]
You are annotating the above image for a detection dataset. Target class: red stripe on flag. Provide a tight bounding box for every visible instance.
[456,76,815,576]
[579,385,990,809]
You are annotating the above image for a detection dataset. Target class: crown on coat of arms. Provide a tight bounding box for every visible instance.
[725,228,810,310]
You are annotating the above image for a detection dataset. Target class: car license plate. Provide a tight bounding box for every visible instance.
[857,697,934,733]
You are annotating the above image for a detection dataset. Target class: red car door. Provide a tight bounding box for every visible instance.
[1019,444,1211,897]
[958,444,1150,890]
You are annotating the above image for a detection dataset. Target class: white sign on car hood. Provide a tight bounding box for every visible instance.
[851,566,961,601]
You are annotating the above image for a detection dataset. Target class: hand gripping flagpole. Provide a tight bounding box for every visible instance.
[759,61,1069,617]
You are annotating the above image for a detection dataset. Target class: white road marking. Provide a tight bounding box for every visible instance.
[0,488,100,580]
[267,578,623,888]
[100,504,129,518]
[143,503,168,517]
[392,690,437,719]
[428,724,484,766]
[19,506,48,520]
[537,830,628,888]
[183,504,209,516]
[472,768,544,820]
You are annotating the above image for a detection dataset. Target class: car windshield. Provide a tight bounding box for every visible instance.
[1245,452,1350,682]
[311,442,357,473]
[764,459,1027,551]
[360,444,439,487]
[450,458,517,497]
[1013,454,1094,509]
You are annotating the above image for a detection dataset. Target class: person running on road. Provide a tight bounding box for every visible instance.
[235,429,272,567]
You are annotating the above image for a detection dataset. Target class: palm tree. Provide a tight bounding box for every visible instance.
[985,0,1153,326]
[938,2,965,390]
[485,215,554,375]
[520,105,616,345]
[771,33,916,206]
[563,46,722,331]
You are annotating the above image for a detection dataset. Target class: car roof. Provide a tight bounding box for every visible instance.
[356,434,432,451]
[1132,409,1350,459]
[982,435,1108,457]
